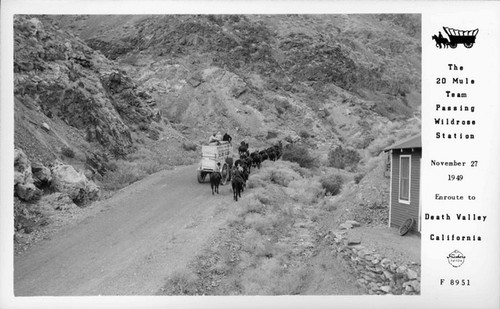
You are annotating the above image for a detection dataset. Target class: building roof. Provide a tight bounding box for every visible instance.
[384,134,421,151]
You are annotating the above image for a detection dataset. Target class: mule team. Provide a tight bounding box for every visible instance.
[210,140,283,201]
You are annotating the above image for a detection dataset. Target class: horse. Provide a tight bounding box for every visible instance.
[210,172,221,195]
[231,168,244,201]
[432,35,449,49]
[222,133,232,143]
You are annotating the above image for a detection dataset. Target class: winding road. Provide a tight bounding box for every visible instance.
[14,164,233,296]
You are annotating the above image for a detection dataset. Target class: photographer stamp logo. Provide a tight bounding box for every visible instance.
[447,250,466,267]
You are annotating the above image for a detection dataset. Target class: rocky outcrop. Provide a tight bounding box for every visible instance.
[50,160,100,205]
[13,15,161,157]
[14,149,41,202]
[31,162,52,188]
[15,148,99,205]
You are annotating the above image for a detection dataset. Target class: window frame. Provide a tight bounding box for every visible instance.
[398,155,411,204]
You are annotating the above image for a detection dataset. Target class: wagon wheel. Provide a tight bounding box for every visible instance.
[464,42,474,48]
[220,163,229,185]
[449,42,457,49]
[399,218,415,236]
[197,170,206,183]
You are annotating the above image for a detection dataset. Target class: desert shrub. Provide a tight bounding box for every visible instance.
[253,188,275,205]
[282,144,317,168]
[138,123,150,131]
[320,174,344,196]
[354,173,365,184]
[148,129,160,140]
[327,145,361,170]
[61,146,75,158]
[299,130,311,139]
[14,198,46,234]
[105,160,119,172]
[182,142,197,151]
[244,213,270,234]
[266,130,278,139]
[367,136,396,156]
[101,160,144,191]
[269,170,293,187]
[247,173,268,189]
[241,257,311,295]
[321,198,338,212]
[238,198,266,216]
[287,178,324,204]
[138,160,161,175]
[242,229,274,258]
[166,269,198,295]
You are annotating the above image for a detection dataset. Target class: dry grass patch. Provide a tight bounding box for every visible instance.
[240,257,311,295]
[286,178,324,204]
[166,269,199,295]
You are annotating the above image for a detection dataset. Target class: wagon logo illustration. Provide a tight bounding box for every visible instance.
[432,26,478,49]
[447,249,466,268]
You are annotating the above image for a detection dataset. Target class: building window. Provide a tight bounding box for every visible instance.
[399,155,411,203]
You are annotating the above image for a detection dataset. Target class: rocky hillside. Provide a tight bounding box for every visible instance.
[52,14,421,148]
[14,16,163,163]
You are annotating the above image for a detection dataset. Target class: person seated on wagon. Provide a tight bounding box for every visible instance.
[215,131,223,143]
[222,132,232,144]
[208,133,219,145]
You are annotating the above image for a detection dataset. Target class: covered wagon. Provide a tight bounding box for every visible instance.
[197,142,233,185]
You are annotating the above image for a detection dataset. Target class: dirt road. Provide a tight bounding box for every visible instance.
[14,164,233,296]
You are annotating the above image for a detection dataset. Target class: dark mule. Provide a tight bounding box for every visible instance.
[267,147,276,161]
[250,151,262,169]
[210,172,221,195]
[231,168,244,201]
[238,141,249,156]
[259,149,268,162]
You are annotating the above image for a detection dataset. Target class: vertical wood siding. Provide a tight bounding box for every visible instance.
[390,149,421,231]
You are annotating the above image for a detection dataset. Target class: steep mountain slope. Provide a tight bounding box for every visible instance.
[52,14,421,149]
[14,15,164,166]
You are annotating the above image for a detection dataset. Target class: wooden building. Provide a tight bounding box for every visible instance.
[384,134,421,233]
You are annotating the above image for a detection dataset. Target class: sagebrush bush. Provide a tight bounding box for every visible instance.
[299,130,311,139]
[354,173,365,184]
[105,160,119,172]
[287,179,324,204]
[241,257,310,295]
[327,145,361,170]
[321,198,338,212]
[242,229,274,258]
[247,174,268,189]
[101,160,144,191]
[282,144,317,168]
[182,142,197,151]
[320,174,344,196]
[167,269,198,295]
[238,198,266,216]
